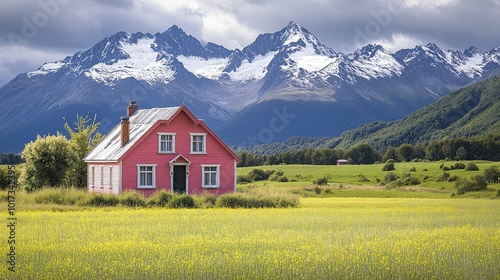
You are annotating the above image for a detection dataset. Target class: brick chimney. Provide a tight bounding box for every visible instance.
[127,100,138,117]
[120,117,130,147]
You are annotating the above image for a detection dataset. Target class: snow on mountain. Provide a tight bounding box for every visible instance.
[1,21,500,151]
[85,38,176,86]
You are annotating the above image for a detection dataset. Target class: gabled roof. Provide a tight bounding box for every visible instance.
[84,105,239,162]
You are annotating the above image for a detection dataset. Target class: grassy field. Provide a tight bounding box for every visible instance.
[237,161,500,198]
[1,197,499,279]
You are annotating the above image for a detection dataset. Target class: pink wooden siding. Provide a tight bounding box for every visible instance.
[87,162,120,194]
[121,110,236,195]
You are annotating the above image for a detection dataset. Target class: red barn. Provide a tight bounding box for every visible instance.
[84,101,240,195]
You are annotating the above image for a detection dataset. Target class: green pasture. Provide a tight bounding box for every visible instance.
[237,161,500,198]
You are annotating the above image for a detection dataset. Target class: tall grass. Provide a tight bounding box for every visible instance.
[1,198,498,279]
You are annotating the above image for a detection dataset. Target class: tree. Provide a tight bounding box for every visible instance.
[344,143,380,164]
[397,144,415,162]
[455,146,468,160]
[64,115,102,188]
[21,134,77,190]
[382,147,398,163]
[483,166,500,184]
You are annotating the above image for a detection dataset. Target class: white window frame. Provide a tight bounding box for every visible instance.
[158,133,176,153]
[137,164,157,189]
[201,165,220,188]
[109,166,113,188]
[190,133,207,154]
[100,166,104,188]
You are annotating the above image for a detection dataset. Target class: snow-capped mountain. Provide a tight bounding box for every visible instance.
[1,21,499,151]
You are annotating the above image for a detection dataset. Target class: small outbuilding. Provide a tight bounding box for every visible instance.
[336,159,350,165]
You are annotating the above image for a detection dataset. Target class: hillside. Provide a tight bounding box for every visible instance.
[237,76,500,154]
[334,76,500,149]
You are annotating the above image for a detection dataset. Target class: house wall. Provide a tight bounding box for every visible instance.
[121,110,236,195]
[87,162,120,194]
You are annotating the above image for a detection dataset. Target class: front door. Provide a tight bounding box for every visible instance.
[173,165,187,193]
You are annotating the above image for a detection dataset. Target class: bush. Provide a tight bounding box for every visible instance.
[384,172,399,182]
[147,190,173,207]
[483,166,500,183]
[168,194,195,208]
[437,172,451,182]
[358,174,369,182]
[81,193,119,207]
[314,186,322,194]
[120,191,146,207]
[465,162,479,171]
[197,192,217,208]
[236,174,253,183]
[454,163,466,169]
[33,188,88,205]
[312,176,329,185]
[409,167,416,172]
[455,175,488,194]
[382,162,395,171]
[247,169,275,181]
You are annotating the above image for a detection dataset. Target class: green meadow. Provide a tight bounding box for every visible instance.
[237,161,500,198]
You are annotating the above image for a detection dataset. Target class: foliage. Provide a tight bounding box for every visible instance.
[455,175,488,195]
[120,191,146,207]
[21,134,78,190]
[382,162,395,171]
[64,114,102,188]
[236,174,253,184]
[344,143,380,164]
[215,192,299,208]
[247,168,275,181]
[312,176,329,185]
[358,174,369,182]
[483,166,500,183]
[168,194,196,208]
[384,172,399,183]
[81,193,120,207]
[147,190,173,207]
[398,144,416,162]
[465,162,479,171]
[382,148,398,163]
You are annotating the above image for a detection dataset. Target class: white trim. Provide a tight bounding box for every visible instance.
[91,166,95,189]
[118,161,123,194]
[158,133,176,153]
[201,164,220,189]
[109,166,113,189]
[234,160,237,192]
[100,166,104,188]
[189,133,207,154]
[136,164,158,189]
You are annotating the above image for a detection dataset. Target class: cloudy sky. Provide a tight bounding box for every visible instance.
[1,0,499,87]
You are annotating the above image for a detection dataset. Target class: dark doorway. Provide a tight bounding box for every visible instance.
[173,165,187,193]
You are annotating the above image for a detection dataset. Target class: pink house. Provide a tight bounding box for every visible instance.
[84,101,240,195]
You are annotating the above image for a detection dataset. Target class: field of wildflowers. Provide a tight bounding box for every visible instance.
[2,197,499,279]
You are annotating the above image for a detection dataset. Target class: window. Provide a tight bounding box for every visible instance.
[202,165,219,188]
[190,133,206,154]
[158,133,175,153]
[109,167,113,187]
[137,165,157,189]
[100,167,104,187]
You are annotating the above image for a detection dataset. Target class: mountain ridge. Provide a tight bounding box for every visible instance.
[1,21,500,152]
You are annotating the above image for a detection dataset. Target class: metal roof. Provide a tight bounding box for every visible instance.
[84,107,180,162]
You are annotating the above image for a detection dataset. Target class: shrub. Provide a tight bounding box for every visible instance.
[33,188,87,205]
[312,176,329,185]
[236,174,253,183]
[409,167,416,172]
[81,193,119,207]
[197,192,217,208]
[247,169,275,181]
[437,172,451,182]
[465,162,479,171]
[384,172,399,182]
[448,175,459,182]
[314,186,322,194]
[120,191,146,207]
[168,194,195,208]
[454,163,466,169]
[147,190,173,207]
[382,162,395,171]
[358,174,369,182]
[455,175,488,194]
[483,166,500,183]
